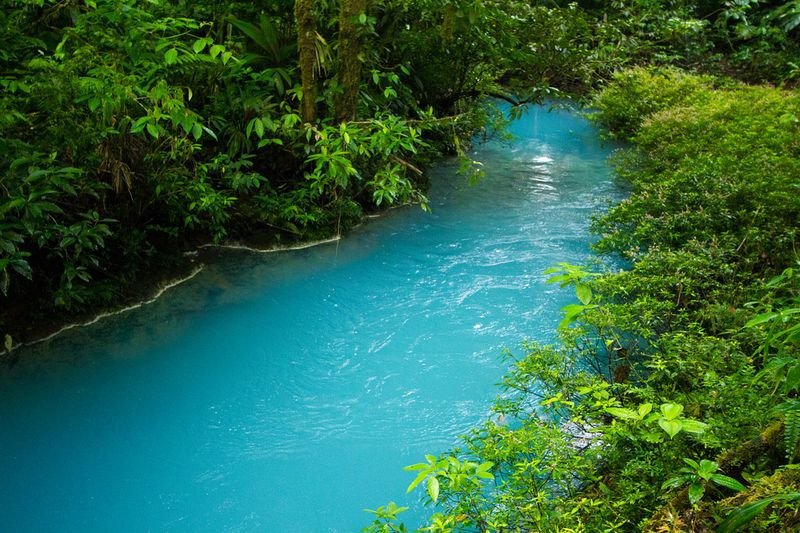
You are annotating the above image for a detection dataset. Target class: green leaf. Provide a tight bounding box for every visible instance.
[682,458,700,470]
[192,38,207,53]
[711,474,746,492]
[475,469,493,480]
[680,419,709,434]
[660,403,684,420]
[606,407,640,420]
[209,44,224,59]
[475,461,494,480]
[179,115,194,135]
[145,122,159,139]
[641,431,664,443]
[406,470,428,493]
[638,403,653,418]
[359,13,367,24]
[202,126,218,141]
[697,459,718,479]
[559,303,587,329]
[576,284,593,305]
[718,494,800,533]
[131,115,150,133]
[164,48,179,64]
[688,483,705,505]
[786,364,800,393]
[661,476,687,490]
[717,499,774,532]
[427,476,440,502]
[745,312,779,328]
[658,418,682,439]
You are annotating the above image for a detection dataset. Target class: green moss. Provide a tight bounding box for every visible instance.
[715,466,800,532]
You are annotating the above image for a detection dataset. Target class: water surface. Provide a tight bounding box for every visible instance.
[1,105,619,532]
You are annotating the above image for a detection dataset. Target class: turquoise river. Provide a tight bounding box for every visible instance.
[0,105,619,531]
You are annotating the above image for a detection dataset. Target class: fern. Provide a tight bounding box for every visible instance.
[774,399,800,461]
[786,402,800,461]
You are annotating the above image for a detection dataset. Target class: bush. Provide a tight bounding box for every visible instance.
[590,67,719,140]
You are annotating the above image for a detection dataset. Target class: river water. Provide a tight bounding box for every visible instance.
[0,105,619,531]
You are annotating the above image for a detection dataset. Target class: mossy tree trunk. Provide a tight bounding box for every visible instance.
[335,0,367,123]
[295,0,318,123]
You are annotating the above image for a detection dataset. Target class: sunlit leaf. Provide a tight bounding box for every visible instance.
[658,419,682,439]
[687,483,704,505]
[427,476,440,502]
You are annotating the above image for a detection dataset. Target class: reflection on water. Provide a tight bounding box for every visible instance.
[0,104,621,532]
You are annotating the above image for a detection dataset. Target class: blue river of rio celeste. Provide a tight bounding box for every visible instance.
[1,106,619,532]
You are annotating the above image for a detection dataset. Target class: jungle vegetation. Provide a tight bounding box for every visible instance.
[372,68,800,533]
[3,0,799,342]
[2,0,800,530]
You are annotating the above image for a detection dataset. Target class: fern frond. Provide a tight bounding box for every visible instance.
[774,399,800,461]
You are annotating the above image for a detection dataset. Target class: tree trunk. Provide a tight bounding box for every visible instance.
[335,0,367,123]
[295,0,318,123]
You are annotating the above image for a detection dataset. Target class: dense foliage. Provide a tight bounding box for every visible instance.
[3,0,800,530]
[0,0,507,339]
[3,0,799,343]
[370,70,800,532]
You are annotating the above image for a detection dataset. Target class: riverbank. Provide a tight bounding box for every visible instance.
[0,230,344,361]
[396,68,800,532]
[1,201,417,360]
